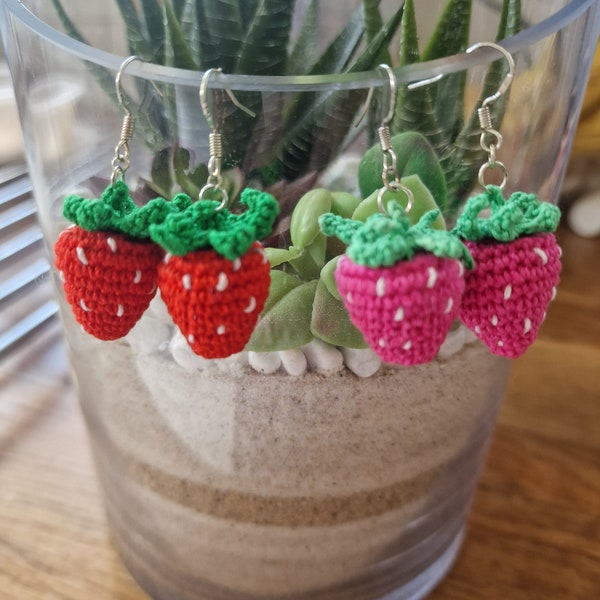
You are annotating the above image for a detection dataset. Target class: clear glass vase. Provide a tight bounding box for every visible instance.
[1,1,598,599]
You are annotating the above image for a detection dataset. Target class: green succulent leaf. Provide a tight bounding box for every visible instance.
[200,1,243,73]
[290,188,333,250]
[140,0,165,62]
[358,132,447,210]
[287,0,319,75]
[363,0,392,66]
[320,256,342,301]
[311,279,368,349]
[246,278,317,351]
[164,2,198,70]
[330,191,362,218]
[114,0,153,58]
[265,247,301,268]
[179,0,203,65]
[353,174,446,230]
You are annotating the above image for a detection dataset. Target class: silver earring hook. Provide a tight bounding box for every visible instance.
[200,68,256,130]
[466,42,516,191]
[466,42,515,108]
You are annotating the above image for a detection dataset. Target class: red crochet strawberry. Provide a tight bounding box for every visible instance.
[319,204,473,366]
[55,227,163,340]
[454,186,561,358]
[149,187,279,358]
[158,242,270,358]
[54,181,178,340]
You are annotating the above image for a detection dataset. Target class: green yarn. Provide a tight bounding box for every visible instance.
[453,185,561,242]
[62,181,179,239]
[319,202,473,269]
[149,188,280,260]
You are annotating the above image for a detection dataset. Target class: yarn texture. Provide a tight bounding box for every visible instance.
[454,186,562,358]
[319,204,472,365]
[158,242,271,358]
[149,188,279,260]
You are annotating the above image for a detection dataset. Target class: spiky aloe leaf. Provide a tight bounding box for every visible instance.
[363,0,392,66]
[235,0,295,75]
[114,0,153,59]
[140,0,165,63]
[179,0,203,65]
[442,0,521,211]
[201,0,243,74]
[172,0,186,20]
[287,0,319,75]
[279,3,405,180]
[164,2,200,69]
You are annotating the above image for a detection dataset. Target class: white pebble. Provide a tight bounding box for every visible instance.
[248,351,282,374]
[302,339,344,374]
[279,349,308,376]
[438,326,465,360]
[341,347,381,377]
[567,192,600,238]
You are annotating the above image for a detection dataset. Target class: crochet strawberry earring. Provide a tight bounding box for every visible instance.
[453,43,561,358]
[54,56,172,340]
[320,65,473,366]
[149,69,279,359]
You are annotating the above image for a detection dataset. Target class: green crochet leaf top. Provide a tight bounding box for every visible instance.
[453,185,561,242]
[148,187,280,260]
[62,181,180,239]
[319,202,473,269]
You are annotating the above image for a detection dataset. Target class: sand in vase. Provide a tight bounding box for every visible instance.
[74,322,508,599]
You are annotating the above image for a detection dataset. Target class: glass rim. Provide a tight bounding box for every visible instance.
[1,0,597,91]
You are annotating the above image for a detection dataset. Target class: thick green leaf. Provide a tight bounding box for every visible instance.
[290,188,332,249]
[239,0,261,25]
[442,0,521,211]
[280,4,405,180]
[163,2,199,70]
[246,278,317,351]
[202,0,243,73]
[311,279,368,348]
[235,0,295,75]
[179,0,203,65]
[287,0,319,76]
[114,0,153,58]
[320,256,342,300]
[363,0,392,66]
[140,0,165,62]
[172,0,186,19]
[265,247,301,268]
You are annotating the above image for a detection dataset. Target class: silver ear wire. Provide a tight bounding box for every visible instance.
[466,42,516,190]
[199,69,256,209]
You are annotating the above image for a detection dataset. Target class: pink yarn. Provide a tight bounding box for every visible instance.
[336,254,465,365]
[460,233,561,358]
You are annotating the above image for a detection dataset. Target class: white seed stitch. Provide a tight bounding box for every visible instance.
[133,269,142,284]
[216,272,229,292]
[76,246,88,265]
[491,315,499,326]
[217,325,226,335]
[474,325,482,335]
[551,286,557,301]
[59,270,65,283]
[107,237,117,253]
[427,267,438,289]
[244,296,257,314]
[558,246,563,258]
[444,297,453,314]
[456,260,465,278]
[498,340,504,347]
[376,277,386,298]
[533,247,548,265]
[504,284,512,300]
[148,283,157,295]
[187,334,195,344]
[182,274,192,291]
[394,306,404,321]
[164,252,172,264]
[378,338,386,348]
[117,304,124,317]
[346,292,353,304]
[402,340,412,351]
[233,258,242,272]
[80,299,91,312]
[524,318,532,334]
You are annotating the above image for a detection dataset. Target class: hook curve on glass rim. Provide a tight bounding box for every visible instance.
[466,42,515,108]
[466,42,516,191]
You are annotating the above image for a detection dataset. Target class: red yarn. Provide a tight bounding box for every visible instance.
[460,233,561,358]
[336,253,465,365]
[54,227,163,340]
[158,242,271,359]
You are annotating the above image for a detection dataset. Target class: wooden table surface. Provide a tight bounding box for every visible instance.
[0,225,598,600]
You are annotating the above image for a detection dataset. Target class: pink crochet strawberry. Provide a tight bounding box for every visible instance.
[149,187,279,358]
[454,186,561,358]
[319,203,473,365]
[54,181,175,340]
